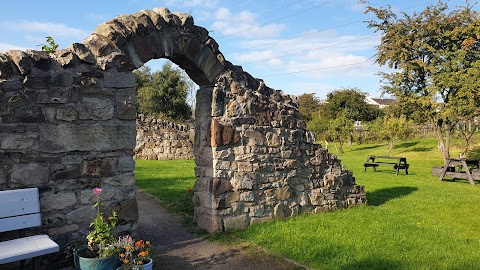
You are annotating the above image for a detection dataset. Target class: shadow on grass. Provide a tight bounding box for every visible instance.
[340,257,403,270]
[395,141,419,149]
[352,144,384,151]
[367,186,418,206]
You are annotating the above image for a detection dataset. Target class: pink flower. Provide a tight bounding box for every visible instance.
[93,187,103,195]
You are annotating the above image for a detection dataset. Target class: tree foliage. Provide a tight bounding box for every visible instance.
[323,88,382,122]
[326,110,354,153]
[134,63,192,122]
[298,93,321,121]
[366,1,480,162]
[372,114,414,155]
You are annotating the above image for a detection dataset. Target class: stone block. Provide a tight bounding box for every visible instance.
[0,170,6,185]
[115,198,139,222]
[1,133,36,150]
[223,214,248,232]
[39,123,136,153]
[116,90,137,120]
[274,187,291,200]
[11,163,49,185]
[82,158,115,177]
[195,207,222,233]
[240,191,254,202]
[67,206,96,225]
[117,156,135,172]
[56,106,77,121]
[48,224,79,236]
[41,192,77,212]
[103,173,135,187]
[195,88,213,118]
[79,96,115,120]
[5,50,31,75]
[103,71,135,88]
[0,52,12,77]
[209,178,232,196]
[273,203,291,219]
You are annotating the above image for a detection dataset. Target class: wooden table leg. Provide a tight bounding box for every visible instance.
[461,160,475,185]
[438,159,451,182]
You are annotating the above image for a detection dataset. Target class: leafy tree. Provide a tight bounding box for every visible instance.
[326,110,354,153]
[298,93,321,121]
[324,88,382,122]
[134,63,192,122]
[372,114,414,155]
[366,1,480,163]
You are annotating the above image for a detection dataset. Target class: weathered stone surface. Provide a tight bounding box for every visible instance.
[48,224,79,236]
[118,156,135,172]
[5,50,31,75]
[68,43,96,63]
[1,133,36,150]
[0,52,13,77]
[67,206,96,225]
[116,90,136,120]
[11,163,49,185]
[41,192,77,212]
[79,96,115,120]
[56,106,77,121]
[82,158,115,177]
[274,187,291,200]
[0,170,6,185]
[223,214,248,232]
[115,198,139,221]
[39,123,136,152]
[209,178,232,196]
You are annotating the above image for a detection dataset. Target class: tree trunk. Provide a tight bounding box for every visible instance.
[435,124,451,165]
[387,141,394,155]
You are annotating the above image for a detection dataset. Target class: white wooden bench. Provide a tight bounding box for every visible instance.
[0,188,59,269]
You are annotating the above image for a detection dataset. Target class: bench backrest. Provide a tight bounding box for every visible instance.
[0,188,41,233]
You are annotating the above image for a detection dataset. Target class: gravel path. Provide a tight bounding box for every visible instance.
[136,190,306,270]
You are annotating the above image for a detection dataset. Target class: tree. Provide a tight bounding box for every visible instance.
[366,1,480,163]
[324,88,382,122]
[326,110,354,153]
[373,114,414,155]
[298,93,321,121]
[134,63,192,122]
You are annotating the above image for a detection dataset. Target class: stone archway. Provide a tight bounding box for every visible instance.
[0,7,366,249]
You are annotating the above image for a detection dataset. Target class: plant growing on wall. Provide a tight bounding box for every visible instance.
[37,36,59,53]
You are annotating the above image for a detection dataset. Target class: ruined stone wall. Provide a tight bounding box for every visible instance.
[135,114,194,160]
[0,47,138,251]
[0,8,366,263]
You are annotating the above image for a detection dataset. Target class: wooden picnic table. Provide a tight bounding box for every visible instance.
[364,155,409,176]
[435,158,480,185]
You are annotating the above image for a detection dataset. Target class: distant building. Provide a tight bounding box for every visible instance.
[365,96,397,108]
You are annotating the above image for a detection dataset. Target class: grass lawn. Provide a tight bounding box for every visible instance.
[135,138,480,269]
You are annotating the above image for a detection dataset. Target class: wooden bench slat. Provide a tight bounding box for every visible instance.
[0,235,59,264]
[0,188,40,218]
[0,213,41,233]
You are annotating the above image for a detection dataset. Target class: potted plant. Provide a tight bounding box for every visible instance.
[74,187,120,270]
[115,235,152,270]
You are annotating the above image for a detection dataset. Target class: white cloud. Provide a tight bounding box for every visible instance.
[165,0,219,9]
[0,20,89,40]
[0,43,25,52]
[210,7,287,39]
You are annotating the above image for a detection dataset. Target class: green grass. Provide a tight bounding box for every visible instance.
[134,159,195,216]
[134,138,480,269]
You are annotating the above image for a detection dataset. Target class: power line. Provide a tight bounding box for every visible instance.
[218,0,337,39]
[210,0,308,33]
[224,0,436,54]
[259,60,372,77]
[239,35,378,65]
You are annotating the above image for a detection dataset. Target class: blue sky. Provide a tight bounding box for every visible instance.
[0,0,472,99]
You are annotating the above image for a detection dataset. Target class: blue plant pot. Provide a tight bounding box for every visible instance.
[74,247,119,270]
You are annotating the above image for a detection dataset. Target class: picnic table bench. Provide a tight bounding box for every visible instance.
[364,155,409,176]
[433,158,480,185]
[0,188,59,269]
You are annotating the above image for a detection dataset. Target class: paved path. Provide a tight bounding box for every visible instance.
[136,190,306,270]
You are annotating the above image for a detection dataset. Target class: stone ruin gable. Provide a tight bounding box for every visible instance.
[194,63,367,232]
[0,8,366,261]
[135,114,194,160]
